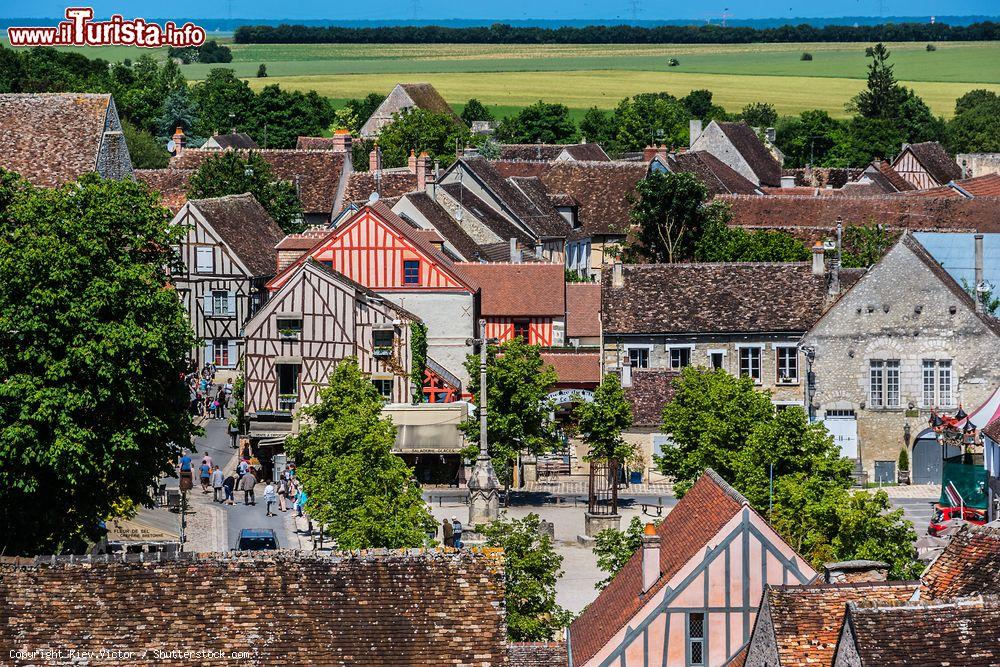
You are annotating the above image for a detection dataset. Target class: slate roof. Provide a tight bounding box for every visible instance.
[508,641,569,667]
[569,470,749,665]
[461,158,570,239]
[506,176,572,238]
[171,149,348,216]
[624,369,679,426]
[499,143,610,162]
[900,141,962,185]
[716,121,782,187]
[136,168,193,212]
[0,93,116,187]
[455,262,565,317]
[840,595,1000,666]
[189,194,284,276]
[920,524,1000,600]
[343,169,418,205]
[761,581,918,667]
[0,550,507,666]
[602,263,830,335]
[439,182,535,247]
[665,151,759,195]
[207,132,258,149]
[542,352,601,384]
[494,160,648,236]
[867,160,917,192]
[398,192,483,261]
[566,283,601,338]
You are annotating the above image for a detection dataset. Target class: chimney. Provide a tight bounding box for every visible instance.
[823,561,889,584]
[510,237,521,263]
[408,149,417,174]
[689,119,702,146]
[643,145,659,162]
[620,353,632,388]
[331,129,352,153]
[641,523,660,593]
[416,151,431,191]
[829,218,842,295]
[975,233,985,313]
[611,261,624,288]
[780,175,797,188]
[369,144,382,173]
[172,126,186,157]
[765,127,776,144]
[811,241,825,277]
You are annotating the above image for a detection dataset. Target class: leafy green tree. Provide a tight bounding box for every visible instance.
[495,100,576,144]
[459,338,559,490]
[695,212,809,263]
[626,171,729,263]
[576,374,633,462]
[853,43,904,120]
[740,102,778,128]
[961,279,1000,316]
[0,170,196,556]
[955,89,999,116]
[681,89,724,120]
[947,90,1000,153]
[197,40,233,64]
[187,151,304,233]
[377,108,471,168]
[841,223,899,268]
[122,120,170,169]
[156,87,200,139]
[460,98,495,125]
[481,513,573,640]
[409,322,428,402]
[774,110,842,168]
[593,516,657,590]
[611,92,688,152]
[285,358,435,549]
[108,56,187,134]
[578,106,616,149]
[339,92,386,134]
[257,64,268,78]
[190,68,256,138]
[250,84,335,148]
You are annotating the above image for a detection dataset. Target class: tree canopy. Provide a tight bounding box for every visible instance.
[0,170,195,556]
[575,374,634,463]
[495,101,577,144]
[460,98,495,126]
[377,108,470,168]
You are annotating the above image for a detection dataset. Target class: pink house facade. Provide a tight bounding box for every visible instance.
[569,470,816,667]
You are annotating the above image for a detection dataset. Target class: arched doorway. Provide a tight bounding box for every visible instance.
[912,429,961,485]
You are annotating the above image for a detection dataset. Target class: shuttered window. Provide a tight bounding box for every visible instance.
[195,246,213,273]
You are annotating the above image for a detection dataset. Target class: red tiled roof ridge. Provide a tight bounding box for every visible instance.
[619,260,812,269]
[773,579,918,592]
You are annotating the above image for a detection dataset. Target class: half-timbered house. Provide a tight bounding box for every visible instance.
[569,470,817,667]
[171,194,284,375]
[244,259,418,417]
[890,141,962,190]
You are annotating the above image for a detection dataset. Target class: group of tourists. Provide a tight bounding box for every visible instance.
[441,516,464,548]
[186,365,233,419]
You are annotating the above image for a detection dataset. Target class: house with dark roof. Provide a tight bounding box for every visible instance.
[801,234,1000,483]
[135,168,194,212]
[360,83,462,138]
[203,131,259,150]
[499,143,611,162]
[689,121,782,188]
[392,192,486,261]
[0,550,509,666]
[0,93,133,186]
[890,141,962,190]
[649,151,760,196]
[569,469,817,667]
[170,194,284,375]
[850,160,917,193]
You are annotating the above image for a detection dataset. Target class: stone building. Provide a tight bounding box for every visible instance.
[957,152,1000,178]
[360,82,462,138]
[688,120,782,187]
[801,234,1000,483]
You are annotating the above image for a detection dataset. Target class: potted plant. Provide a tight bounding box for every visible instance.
[897,447,910,485]
[278,328,299,340]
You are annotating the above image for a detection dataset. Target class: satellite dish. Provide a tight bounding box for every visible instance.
[976,281,992,294]
[166,139,176,152]
[367,191,380,204]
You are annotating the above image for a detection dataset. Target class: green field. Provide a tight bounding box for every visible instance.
[8,39,1000,118]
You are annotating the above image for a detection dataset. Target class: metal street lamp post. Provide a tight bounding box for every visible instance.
[466,318,499,526]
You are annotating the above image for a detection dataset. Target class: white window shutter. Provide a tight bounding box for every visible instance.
[204,340,213,366]
[227,340,238,368]
[196,246,213,273]
[228,292,237,317]
[203,293,213,316]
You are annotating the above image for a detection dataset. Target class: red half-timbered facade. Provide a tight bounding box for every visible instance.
[484,317,555,347]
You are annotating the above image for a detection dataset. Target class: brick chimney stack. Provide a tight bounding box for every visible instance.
[641,523,661,593]
[416,151,432,191]
[172,126,186,157]
[408,149,417,175]
[369,144,382,173]
[331,129,352,153]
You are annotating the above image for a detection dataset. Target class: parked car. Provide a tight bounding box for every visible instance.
[235,528,279,551]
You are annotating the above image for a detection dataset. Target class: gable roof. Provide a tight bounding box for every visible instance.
[920,524,1000,600]
[499,143,610,162]
[569,470,750,665]
[715,121,782,187]
[396,192,483,261]
[343,169,418,205]
[566,283,601,338]
[454,262,565,316]
[0,93,118,187]
[506,175,572,238]
[398,83,461,120]
[985,417,1000,443]
[664,151,760,195]
[439,181,535,247]
[460,158,570,239]
[136,168,193,212]
[187,194,284,276]
[864,160,917,193]
[840,595,1000,666]
[602,263,831,335]
[762,581,917,667]
[898,141,962,185]
[207,132,258,150]
[171,149,348,216]
[898,172,1000,199]
[0,550,505,664]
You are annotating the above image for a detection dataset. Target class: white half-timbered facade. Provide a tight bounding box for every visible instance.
[171,194,284,371]
[244,261,418,416]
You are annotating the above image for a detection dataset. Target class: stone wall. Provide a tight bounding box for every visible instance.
[956,153,1000,178]
[690,123,756,185]
[744,599,781,667]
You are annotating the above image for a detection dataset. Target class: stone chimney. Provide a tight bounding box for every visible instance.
[765,127,776,144]
[780,175,797,188]
[620,353,632,388]
[172,126,186,157]
[811,241,825,277]
[823,561,889,584]
[509,238,521,263]
[975,233,985,313]
[689,119,703,146]
[331,129,352,153]
[369,144,382,173]
[611,261,624,288]
[416,151,432,191]
[641,523,661,593]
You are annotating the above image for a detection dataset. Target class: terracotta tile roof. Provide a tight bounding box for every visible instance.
[920,524,1000,600]
[188,194,284,276]
[984,417,1000,443]
[542,352,601,384]
[439,182,535,247]
[716,121,782,187]
[0,550,507,665]
[870,160,917,192]
[0,93,116,187]
[499,143,610,162]
[454,262,565,317]
[602,263,830,335]
[207,132,258,149]
[509,641,569,666]
[275,228,331,251]
[719,194,1000,234]
[398,192,483,261]
[957,173,1000,197]
[624,369,678,426]
[763,581,917,667]
[494,160,648,237]
[136,168,193,212]
[666,151,759,195]
[399,82,462,122]
[343,169,418,204]
[566,283,601,338]
[842,595,1000,666]
[171,148,347,216]
[726,644,749,667]
[900,141,962,185]
[569,470,748,665]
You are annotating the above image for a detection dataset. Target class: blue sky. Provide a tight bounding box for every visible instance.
[2,0,996,21]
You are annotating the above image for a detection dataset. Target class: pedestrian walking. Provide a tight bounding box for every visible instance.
[442,518,454,547]
[201,451,214,469]
[295,485,307,518]
[452,516,463,549]
[237,458,249,482]
[239,470,257,505]
[277,476,289,512]
[222,473,236,505]
[199,460,211,493]
[205,393,215,417]
[264,482,277,517]
[215,391,227,420]
[210,466,224,502]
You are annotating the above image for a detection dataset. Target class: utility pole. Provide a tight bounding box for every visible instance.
[467,318,499,526]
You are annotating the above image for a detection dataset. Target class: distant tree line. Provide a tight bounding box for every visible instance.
[234,21,1000,44]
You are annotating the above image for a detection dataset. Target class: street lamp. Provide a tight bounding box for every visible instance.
[466,319,500,526]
